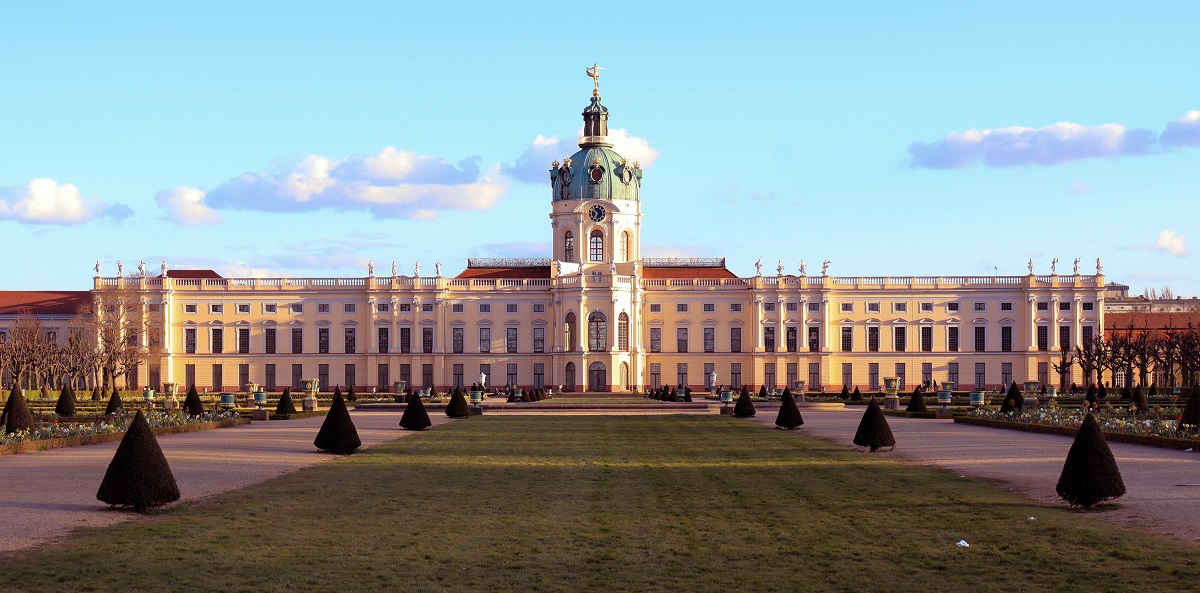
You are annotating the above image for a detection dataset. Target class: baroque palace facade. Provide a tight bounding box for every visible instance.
[1,80,1108,394]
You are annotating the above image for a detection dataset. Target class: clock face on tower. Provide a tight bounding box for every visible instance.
[588,205,606,222]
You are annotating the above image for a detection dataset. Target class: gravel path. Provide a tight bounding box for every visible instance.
[0,411,452,554]
[752,408,1200,543]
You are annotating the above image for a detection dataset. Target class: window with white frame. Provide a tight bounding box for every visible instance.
[920,302,933,313]
[344,303,356,313]
[506,304,518,314]
[184,304,197,314]
[892,302,906,313]
[237,304,250,314]
[399,303,412,312]
[650,304,661,313]
[841,303,853,313]
[533,303,546,313]
[290,303,303,314]
[703,303,715,313]
[452,303,464,313]
[318,303,330,313]
[866,302,880,313]
[973,302,985,312]
[730,303,743,313]
[676,303,688,313]
[808,302,820,312]
[479,304,491,313]
[376,303,390,313]
[210,304,223,314]
[422,303,433,312]
[264,303,277,314]
[946,302,958,312]
[785,302,798,312]
[764,302,776,312]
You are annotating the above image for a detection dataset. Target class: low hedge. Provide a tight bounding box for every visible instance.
[954,416,1200,451]
[0,418,249,456]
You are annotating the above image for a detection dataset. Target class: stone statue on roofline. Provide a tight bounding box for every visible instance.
[392,260,397,277]
[94,261,102,275]
[821,260,830,276]
[1095,258,1103,274]
[367,260,374,277]
[799,260,806,276]
[1028,258,1034,274]
[116,260,124,277]
[777,260,784,276]
[161,261,168,276]
[435,261,442,277]
[754,257,762,276]
[413,260,421,277]
[1051,258,1058,274]
[1073,258,1080,275]
[138,261,146,277]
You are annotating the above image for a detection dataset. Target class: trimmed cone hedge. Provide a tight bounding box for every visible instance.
[1130,386,1149,414]
[853,399,896,452]
[3,390,35,434]
[346,385,357,402]
[313,392,361,454]
[840,385,850,399]
[55,386,77,417]
[733,389,756,418]
[104,389,124,416]
[276,388,297,416]
[851,386,863,402]
[90,386,102,401]
[183,385,204,416]
[1056,413,1126,509]
[96,410,181,512]
[1085,385,1098,405]
[399,394,432,431]
[774,389,803,429]
[445,388,470,418]
[1178,388,1200,431]
[905,388,927,414]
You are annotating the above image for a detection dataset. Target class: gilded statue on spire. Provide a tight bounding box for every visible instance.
[586,63,604,92]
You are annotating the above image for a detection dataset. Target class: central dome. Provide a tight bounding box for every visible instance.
[549,91,642,202]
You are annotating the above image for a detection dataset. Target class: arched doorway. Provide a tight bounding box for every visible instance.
[565,362,576,392]
[564,312,578,352]
[620,362,629,391]
[588,361,607,392]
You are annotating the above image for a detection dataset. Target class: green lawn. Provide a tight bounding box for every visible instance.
[1,416,1197,592]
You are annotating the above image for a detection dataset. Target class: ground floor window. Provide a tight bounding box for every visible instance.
[842,363,852,390]
[764,363,776,389]
[453,364,464,388]
[265,364,276,391]
[947,362,958,388]
[534,363,545,389]
[318,364,329,391]
[649,363,660,389]
[677,363,688,387]
[212,364,222,392]
[378,364,390,391]
[422,364,434,388]
[868,363,879,390]
[1037,362,1048,388]
[921,363,932,387]
[292,364,303,391]
[730,363,742,389]
[507,363,518,387]
[787,363,798,389]
[704,363,715,389]
[239,364,250,391]
[895,363,905,390]
[346,364,356,391]
[975,363,986,390]
[808,363,820,390]
[1001,362,1012,388]
[185,364,196,391]
[401,364,411,390]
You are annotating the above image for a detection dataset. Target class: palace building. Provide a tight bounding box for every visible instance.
[0,79,1108,394]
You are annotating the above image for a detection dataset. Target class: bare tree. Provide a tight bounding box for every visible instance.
[1051,342,1075,391]
[1126,323,1157,387]
[1076,333,1105,388]
[74,284,162,389]
[5,313,54,391]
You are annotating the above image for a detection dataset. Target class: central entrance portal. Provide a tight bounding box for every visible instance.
[588,361,607,392]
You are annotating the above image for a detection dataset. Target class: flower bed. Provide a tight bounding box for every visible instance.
[0,411,247,456]
[957,408,1200,451]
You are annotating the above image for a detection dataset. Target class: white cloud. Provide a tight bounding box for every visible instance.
[1161,110,1200,147]
[173,147,509,220]
[608,128,661,168]
[154,186,222,226]
[1152,229,1190,256]
[0,178,131,224]
[505,128,660,184]
[908,122,1156,169]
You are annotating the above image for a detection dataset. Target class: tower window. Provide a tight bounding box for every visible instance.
[589,229,604,262]
[564,231,574,261]
[620,231,630,261]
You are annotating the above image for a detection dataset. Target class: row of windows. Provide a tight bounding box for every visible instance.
[562,229,633,262]
[836,301,1095,314]
[183,326,557,355]
[649,302,817,314]
[647,326,821,353]
[837,325,1090,353]
[183,302,550,315]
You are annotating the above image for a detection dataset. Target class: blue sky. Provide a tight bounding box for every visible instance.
[2,2,1197,297]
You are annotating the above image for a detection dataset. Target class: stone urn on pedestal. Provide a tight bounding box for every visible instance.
[882,377,901,410]
[793,380,807,403]
[1023,380,1040,409]
[302,378,320,411]
[936,381,955,418]
[161,382,179,411]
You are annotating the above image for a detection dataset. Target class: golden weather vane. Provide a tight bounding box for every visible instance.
[586,63,604,91]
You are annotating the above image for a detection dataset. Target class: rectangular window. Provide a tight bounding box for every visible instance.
[975,362,986,390]
[1037,326,1049,351]
[730,327,742,353]
[764,363,776,389]
[1001,302,1013,311]
[1037,302,1049,311]
[948,362,958,388]
[422,328,433,353]
[1059,302,1071,311]
[237,304,250,314]
[318,328,330,354]
[650,363,661,389]
[239,364,250,391]
[677,363,688,387]
[973,302,985,312]
[947,302,959,312]
[265,328,276,354]
[764,302,776,312]
[1059,325,1071,349]
[400,327,412,353]
[703,303,716,313]
[478,364,490,388]
[676,328,688,353]
[479,328,491,353]
[1037,362,1048,388]
[842,363,853,390]
[264,304,277,314]
[400,364,411,389]
[265,364,276,392]
[533,363,545,389]
[808,327,820,351]
[808,301,820,312]
[378,364,390,391]
[704,327,715,353]
[291,304,303,314]
[869,363,880,390]
[452,364,464,389]
[808,363,821,390]
[238,328,250,354]
[650,304,662,313]
[1001,362,1012,387]
[185,328,197,353]
[704,363,716,389]
[345,364,356,391]
[1082,326,1094,344]
[841,303,853,313]
[452,327,464,353]
[1001,326,1013,352]
[676,303,688,313]
[1082,302,1094,311]
[785,302,798,312]
[867,302,880,313]
[507,363,518,386]
[506,327,518,353]
[185,304,198,314]
[422,304,433,313]
[920,302,933,313]
[291,328,303,354]
[731,363,742,389]
[841,326,853,352]
[210,304,223,314]
[920,326,932,352]
[400,303,412,312]
[868,326,880,352]
[344,328,356,354]
[533,327,545,353]
[506,304,518,314]
[344,303,356,313]
[974,326,985,352]
[893,302,907,313]
[650,328,661,353]
[618,317,629,350]
[786,326,797,352]
[895,363,905,390]
[292,364,303,390]
[894,326,906,352]
[378,327,389,354]
[318,364,329,391]
[730,303,742,313]
[479,303,491,313]
[922,362,933,386]
[947,326,959,352]
[212,364,223,391]
[787,363,798,388]
[376,303,390,313]
[533,303,545,313]
[452,303,464,313]
[764,326,776,352]
[318,303,330,313]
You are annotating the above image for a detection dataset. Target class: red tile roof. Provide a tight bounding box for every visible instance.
[162,269,223,279]
[455,267,551,279]
[0,291,91,316]
[1105,312,1200,337]
[642,266,738,279]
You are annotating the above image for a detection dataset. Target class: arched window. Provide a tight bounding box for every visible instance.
[564,231,574,262]
[618,312,629,350]
[589,229,604,262]
[588,312,608,351]
[565,362,576,391]
[564,312,578,352]
[620,231,630,261]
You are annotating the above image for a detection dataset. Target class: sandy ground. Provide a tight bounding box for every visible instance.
[0,411,452,554]
[752,408,1200,543]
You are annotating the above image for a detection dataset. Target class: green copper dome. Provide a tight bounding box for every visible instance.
[549,91,642,202]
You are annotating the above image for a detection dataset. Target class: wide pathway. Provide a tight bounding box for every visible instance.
[753,408,1200,543]
[0,411,452,554]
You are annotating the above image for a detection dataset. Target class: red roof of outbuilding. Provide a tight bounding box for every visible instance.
[455,267,552,279]
[642,267,738,279]
[1105,312,1200,337]
[0,291,91,316]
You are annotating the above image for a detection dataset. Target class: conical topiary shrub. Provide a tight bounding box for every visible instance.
[91,386,102,401]
[96,410,181,512]
[399,392,432,430]
[1177,389,1200,432]
[506,391,518,403]
[346,385,357,402]
[853,398,896,452]
[905,387,927,414]
[331,386,343,403]
[3,389,34,434]
[313,391,361,454]
[445,388,470,418]
[851,386,863,402]
[999,383,1022,413]
[1055,413,1125,509]
[428,385,440,402]
[733,388,756,418]
[774,388,803,429]
[1097,384,1108,400]
[55,386,77,417]
[104,388,124,416]
[183,385,204,416]
[1085,385,1098,406]
[683,387,693,402]
[668,388,679,402]
[840,385,850,399]
[520,390,532,403]
[275,387,297,416]
[758,385,768,398]
[1130,385,1148,414]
